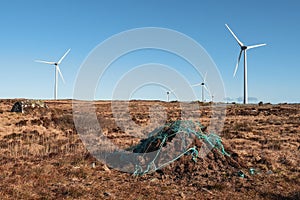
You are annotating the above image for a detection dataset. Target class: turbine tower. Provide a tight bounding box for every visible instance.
[35,49,71,100]
[192,72,210,102]
[225,24,266,104]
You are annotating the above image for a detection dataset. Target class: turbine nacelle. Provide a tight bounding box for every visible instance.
[241,46,247,50]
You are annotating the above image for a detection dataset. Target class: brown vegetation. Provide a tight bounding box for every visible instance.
[0,100,299,199]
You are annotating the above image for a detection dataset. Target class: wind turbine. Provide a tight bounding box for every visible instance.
[192,72,210,102]
[210,92,215,103]
[225,24,266,104]
[35,49,71,100]
[165,88,176,102]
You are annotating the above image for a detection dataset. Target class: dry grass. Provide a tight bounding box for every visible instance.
[0,100,299,199]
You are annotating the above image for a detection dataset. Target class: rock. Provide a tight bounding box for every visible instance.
[103,192,112,197]
[266,170,273,175]
[91,162,96,168]
[150,178,159,183]
[10,100,48,113]
[180,192,186,199]
[11,102,23,113]
[102,164,111,172]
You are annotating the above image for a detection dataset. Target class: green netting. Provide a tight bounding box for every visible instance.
[132,120,230,176]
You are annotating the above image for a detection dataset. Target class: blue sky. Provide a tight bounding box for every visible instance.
[0,0,299,103]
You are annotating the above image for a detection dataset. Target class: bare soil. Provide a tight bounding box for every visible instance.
[0,99,299,199]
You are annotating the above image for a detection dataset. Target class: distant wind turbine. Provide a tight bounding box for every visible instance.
[210,92,215,103]
[192,72,211,102]
[165,88,176,102]
[35,49,71,100]
[225,24,266,104]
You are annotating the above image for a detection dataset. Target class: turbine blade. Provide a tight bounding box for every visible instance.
[225,24,244,47]
[203,72,207,83]
[247,43,266,50]
[192,83,202,87]
[58,49,71,64]
[57,66,65,83]
[35,60,55,65]
[203,85,211,96]
[234,50,243,77]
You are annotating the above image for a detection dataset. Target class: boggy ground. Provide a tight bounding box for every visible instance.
[0,99,299,199]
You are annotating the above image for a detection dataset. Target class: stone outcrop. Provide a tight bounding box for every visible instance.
[11,100,48,113]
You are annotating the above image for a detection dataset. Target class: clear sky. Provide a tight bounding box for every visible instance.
[0,0,299,103]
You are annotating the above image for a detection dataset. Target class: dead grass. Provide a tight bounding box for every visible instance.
[0,100,299,199]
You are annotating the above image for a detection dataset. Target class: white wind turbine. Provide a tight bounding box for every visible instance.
[192,72,211,102]
[165,88,176,102]
[210,92,215,103]
[35,49,71,100]
[225,24,266,104]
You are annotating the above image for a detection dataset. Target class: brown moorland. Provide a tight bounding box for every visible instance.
[0,99,299,199]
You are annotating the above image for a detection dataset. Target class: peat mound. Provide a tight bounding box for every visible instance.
[131,120,248,180]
